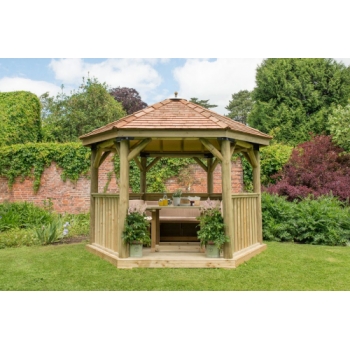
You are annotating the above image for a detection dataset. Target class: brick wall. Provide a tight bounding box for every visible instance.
[0,154,243,214]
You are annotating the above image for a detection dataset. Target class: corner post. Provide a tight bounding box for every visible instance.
[90,145,99,244]
[140,156,147,199]
[221,139,234,258]
[252,147,262,244]
[118,140,130,258]
[207,157,213,196]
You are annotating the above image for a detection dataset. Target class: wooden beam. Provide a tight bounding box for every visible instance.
[146,157,161,171]
[207,158,213,195]
[253,150,263,244]
[93,147,104,168]
[113,141,120,156]
[140,157,147,196]
[97,139,115,149]
[199,138,224,162]
[247,148,258,168]
[99,151,111,167]
[133,156,143,171]
[235,140,253,149]
[221,139,234,259]
[241,151,253,167]
[230,144,236,157]
[127,138,151,161]
[90,145,99,244]
[142,153,211,158]
[193,157,208,172]
[210,157,220,173]
[117,140,129,258]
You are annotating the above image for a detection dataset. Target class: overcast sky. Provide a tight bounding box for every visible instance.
[1,58,350,116]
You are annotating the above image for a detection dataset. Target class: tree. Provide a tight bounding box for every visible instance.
[225,90,253,124]
[109,87,148,115]
[266,135,350,202]
[248,58,350,145]
[41,77,126,142]
[328,102,350,153]
[0,91,42,146]
[189,97,218,109]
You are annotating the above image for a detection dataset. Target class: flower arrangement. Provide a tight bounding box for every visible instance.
[122,202,151,245]
[196,198,229,249]
[173,189,183,198]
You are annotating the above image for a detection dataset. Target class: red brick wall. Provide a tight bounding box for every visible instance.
[0,155,243,214]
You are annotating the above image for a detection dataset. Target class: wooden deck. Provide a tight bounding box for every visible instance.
[86,242,266,269]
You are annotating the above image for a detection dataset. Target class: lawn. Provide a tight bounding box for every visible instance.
[1,241,350,290]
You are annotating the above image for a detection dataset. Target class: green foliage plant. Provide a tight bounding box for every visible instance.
[113,156,194,193]
[0,143,91,192]
[173,189,182,197]
[0,228,38,249]
[41,77,126,142]
[262,193,350,246]
[0,91,42,146]
[189,97,218,109]
[34,217,69,245]
[122,202,151,245]
[328,101,350,152]
[0,201,54,232]
[196,199,229,249]
[225,90,253,124]
[239,143,293,191]
[249,58,350,145]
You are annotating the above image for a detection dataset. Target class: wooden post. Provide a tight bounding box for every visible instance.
[90,145,99,244]
[117,140,130,258]
[207,158,213,196]
[221,139,234,259]
[252,148,262,244]
[141,157,147,198]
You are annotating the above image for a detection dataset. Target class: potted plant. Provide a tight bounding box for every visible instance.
[172,189,183,206]
[122,202,151,257]
[196,199,229,258]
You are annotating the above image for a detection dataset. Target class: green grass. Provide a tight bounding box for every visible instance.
[1,241,350,290]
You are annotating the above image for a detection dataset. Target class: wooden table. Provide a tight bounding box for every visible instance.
[146,205,201,252]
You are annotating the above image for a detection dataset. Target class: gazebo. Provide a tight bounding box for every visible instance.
[80,97,272,268]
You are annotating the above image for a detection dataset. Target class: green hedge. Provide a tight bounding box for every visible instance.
[0,91,42,146]
[0,143,91,192]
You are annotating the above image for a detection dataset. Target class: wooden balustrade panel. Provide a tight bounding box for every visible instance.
[232,194,259,252]
[93,195,119,251]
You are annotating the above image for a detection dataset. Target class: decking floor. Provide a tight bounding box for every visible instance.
[86,242,266,269]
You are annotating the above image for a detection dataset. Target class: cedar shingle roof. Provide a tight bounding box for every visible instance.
[80,98,272,140]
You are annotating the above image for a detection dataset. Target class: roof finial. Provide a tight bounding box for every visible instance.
[174,91,178,98]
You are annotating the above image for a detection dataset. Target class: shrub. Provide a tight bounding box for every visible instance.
[0,201,54,232]
[0,91,42,146]
[0,228,38,249]
[34,217,69,245]
[240,143,293,191]
[262,193,350,246]
[266,135,350,201]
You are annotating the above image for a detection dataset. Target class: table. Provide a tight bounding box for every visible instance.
[146,205,202,252]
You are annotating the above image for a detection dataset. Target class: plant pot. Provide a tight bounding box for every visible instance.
[206,243,220,258]
[130,241,143,257]
[173,197,181,206]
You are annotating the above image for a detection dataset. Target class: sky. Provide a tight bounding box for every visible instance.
[1,57,350,116]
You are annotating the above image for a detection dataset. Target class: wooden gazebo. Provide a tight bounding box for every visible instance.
[80,97,272,268]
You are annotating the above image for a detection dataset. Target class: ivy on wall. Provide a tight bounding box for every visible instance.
[0,143,91,192]
[113,156,195,193]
